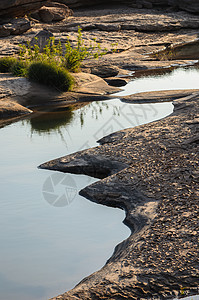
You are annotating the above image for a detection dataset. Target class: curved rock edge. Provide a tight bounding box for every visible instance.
[39,91,199,299]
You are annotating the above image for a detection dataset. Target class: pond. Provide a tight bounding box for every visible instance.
[0,65,199,300]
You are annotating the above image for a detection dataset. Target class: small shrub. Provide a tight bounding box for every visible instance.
[11,60,28,77]
[19,28,110,72]
[0,57,18,73]
[28,62,74,92]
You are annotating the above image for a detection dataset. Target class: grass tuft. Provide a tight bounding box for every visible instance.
[0,57,18,73]
[28,62,74,91]
[11,60,28,77]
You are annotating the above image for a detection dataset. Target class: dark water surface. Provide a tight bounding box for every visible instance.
[0,65,198,300]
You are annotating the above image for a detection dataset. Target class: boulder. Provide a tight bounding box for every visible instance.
[169,0,199,12]
[30,30,54,51]
[0,18,31,37]
[31,2,72,23]
[0,0,48,19]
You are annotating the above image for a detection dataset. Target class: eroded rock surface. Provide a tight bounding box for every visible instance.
[0,72,118,117]
[0,0,48,19]
[40,92,199,299]
[0,98,32,118]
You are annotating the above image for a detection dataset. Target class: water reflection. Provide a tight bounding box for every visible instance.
[26,101,121,136]
[127,63,199,80]
[1,65,199,300]
[29,110,73,134]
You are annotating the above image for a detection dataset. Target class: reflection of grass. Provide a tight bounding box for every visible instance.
[29,109,73,134]
[78,101,120,127]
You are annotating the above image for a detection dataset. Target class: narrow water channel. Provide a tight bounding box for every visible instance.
[0,65,199,300]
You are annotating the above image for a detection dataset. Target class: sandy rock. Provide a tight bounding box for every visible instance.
[33,2,72,23]
[0,0,48,19]
[96,23,121,31]
[0,98,32,118]
[121,89,199,103]
[153,39,199,60]
[40,92,199,300]
[0,18,31,37]
[0,72,118,115]
[72,72,121,94]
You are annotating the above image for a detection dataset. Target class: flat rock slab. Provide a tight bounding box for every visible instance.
[40,93,199,300]
[121,89,199,103]
[0,72,119,117]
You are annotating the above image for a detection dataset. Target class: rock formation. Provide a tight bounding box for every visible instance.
[169,0,199,13]
[0,0,48,19]
[0,0,199,21]
[0,18,31,37]
[31,2,72,23]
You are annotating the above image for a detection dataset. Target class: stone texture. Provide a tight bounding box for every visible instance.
[0,18,31,37]
[56,0,199,13]
[152,40,199,61]
[169,0,199,13]
[1,0,199,20]
[0,0,48,19]
[0,98,32,118]
[0,72,118,116]
[32,2,72,23]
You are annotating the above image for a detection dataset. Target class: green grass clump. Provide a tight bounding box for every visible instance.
[28,62,74,91]
[0,28,116,92]
[11,60,28,77]
[0,57,18,73]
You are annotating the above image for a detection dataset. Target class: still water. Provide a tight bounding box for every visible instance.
[0,65,198,300]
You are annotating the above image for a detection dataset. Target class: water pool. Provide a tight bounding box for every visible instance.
[0,65,198,300]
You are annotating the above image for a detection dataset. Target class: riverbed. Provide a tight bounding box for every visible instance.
[0,65,199,300]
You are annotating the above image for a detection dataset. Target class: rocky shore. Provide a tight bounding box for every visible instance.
[40,88,199,300]
[0,2,199,299]
[1,3,199,118]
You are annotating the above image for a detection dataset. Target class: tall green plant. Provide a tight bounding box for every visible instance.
[19,27,110,72]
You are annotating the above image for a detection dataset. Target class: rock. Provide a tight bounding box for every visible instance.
[0,18,31,37]
[0,73,116,112]
[0,98,32,118]
[0,25,10,37]
[33,2,71,23]
[0,0,48,19]
[55,0,108,8]
[120,89,199,103]
[153,40,199,60]
[169,0,199,13]
[72,72,121,94]
[104,77,129,87]
[96,24,121,32]
[30,30,54,51]
[141,1,153,8]
[89,65,120,78]
[40,92,199,300]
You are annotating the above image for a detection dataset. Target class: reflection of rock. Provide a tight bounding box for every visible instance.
[29,110,73,133]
